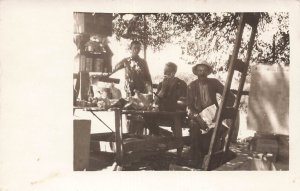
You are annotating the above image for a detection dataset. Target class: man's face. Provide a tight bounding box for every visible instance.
[164,65,176,78]
[195,65,209,78]
[130,44,141,57]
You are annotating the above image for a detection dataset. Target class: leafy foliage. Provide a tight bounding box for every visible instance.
[112,12,289,70]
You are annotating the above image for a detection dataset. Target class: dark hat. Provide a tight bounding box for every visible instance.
[192,61,213,75]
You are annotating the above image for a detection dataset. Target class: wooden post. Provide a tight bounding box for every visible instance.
[79,71,90,101]
[114,108,123,165]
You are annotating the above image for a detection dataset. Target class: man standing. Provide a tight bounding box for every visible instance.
[187,61,237,166]
[111,40,152,134]
[112,40,152,97]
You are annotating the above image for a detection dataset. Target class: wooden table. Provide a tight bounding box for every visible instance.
[74,107,186,168]
[113,109,186,166]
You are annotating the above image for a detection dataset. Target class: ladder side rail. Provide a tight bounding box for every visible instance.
[223,22,259,155]
[233,24,258,109]
[203,13,246,170]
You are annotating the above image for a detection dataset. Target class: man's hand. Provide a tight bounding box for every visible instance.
[161,77,170,88]
[158,77,170,98]
[188,111,208,130]
[187,108,196,118]
[195,115,207,128]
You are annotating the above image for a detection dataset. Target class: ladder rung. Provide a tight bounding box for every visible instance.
[227,55,247,73]
[221,107,236,119]
[213,150,224,155]
[231,89,249,96]
[233,59,247,73]
[244,13,260,28]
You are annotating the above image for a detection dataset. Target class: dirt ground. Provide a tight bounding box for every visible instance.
[87,142,243,171]
[87,140,288,171]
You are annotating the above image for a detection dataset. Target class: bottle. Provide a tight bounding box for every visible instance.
[87,85,94,102]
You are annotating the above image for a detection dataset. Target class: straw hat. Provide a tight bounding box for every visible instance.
[192,61,213,75]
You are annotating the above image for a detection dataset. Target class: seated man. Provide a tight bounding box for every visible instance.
[187,61,236,166]
[145,62,187,135]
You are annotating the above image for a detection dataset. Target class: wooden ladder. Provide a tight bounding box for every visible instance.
[203,13,260,170]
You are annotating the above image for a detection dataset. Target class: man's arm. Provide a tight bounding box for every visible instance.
[111,58,126,74]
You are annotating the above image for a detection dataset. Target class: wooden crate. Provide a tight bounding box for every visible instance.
[74,120,91,171]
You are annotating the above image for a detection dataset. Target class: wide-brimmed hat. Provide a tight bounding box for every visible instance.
[192,61,213,75]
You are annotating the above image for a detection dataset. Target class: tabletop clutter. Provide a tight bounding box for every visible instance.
[75,83,164,111]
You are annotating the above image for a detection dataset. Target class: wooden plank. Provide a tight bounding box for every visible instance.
[89,72,120,84]
[90,132,115,141]
[123,136,181,153]
[123,149,179,164]
[73,120,91,171]
[121,110,186,116]
[74,72,120,84]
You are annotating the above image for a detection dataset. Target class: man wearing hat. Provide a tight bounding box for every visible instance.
[187,61,236,166]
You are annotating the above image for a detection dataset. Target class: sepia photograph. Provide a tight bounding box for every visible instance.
[73,12,289,171]
[1,0,299,190]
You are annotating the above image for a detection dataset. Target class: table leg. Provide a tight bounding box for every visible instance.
[114,109,124,167]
